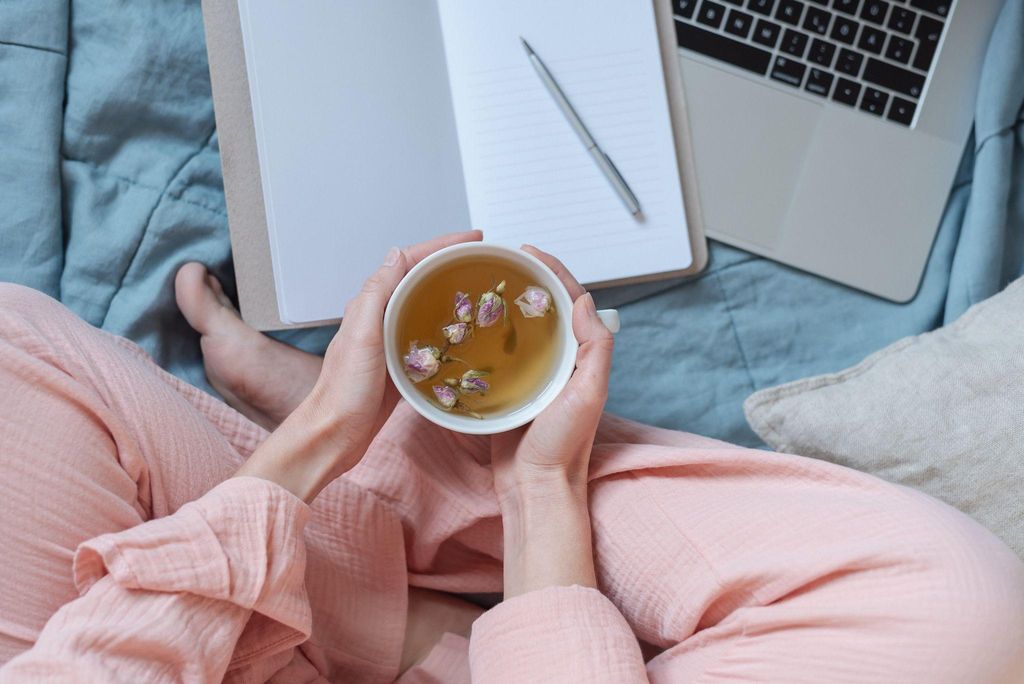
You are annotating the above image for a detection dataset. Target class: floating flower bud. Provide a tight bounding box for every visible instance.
[454,291,473,323]
[514,286,552,318]
[432,384,459,410]
[403,343,441,383]
[442,322,471,345]
[459,369,489,394]
[476,287,506,328]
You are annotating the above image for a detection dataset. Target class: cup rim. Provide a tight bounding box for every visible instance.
[383,243,578,435]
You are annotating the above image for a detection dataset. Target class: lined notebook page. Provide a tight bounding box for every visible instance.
[437,0,692,285]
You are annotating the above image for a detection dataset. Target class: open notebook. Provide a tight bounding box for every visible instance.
[203,0,706,328]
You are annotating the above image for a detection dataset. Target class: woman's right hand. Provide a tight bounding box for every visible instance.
[490,245,614,500]
[490,245,614,597]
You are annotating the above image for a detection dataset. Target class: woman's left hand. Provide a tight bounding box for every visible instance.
[237,230,482,502]
[311,230,483,455]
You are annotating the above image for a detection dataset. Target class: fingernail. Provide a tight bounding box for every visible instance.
[583,292,596,314]
[383,247,401,266]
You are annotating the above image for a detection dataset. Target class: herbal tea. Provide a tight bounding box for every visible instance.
[395,255,560,418]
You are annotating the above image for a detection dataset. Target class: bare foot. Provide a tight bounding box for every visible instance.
[175,263,323,430]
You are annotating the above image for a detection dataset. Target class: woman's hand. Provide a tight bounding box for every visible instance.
[491,245,614,597]
[236,230,482,503]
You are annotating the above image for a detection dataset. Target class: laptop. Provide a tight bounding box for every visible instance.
[672,0,1001,301]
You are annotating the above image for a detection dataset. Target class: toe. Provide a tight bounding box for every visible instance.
[176,262,236,335]
[205,273,236,310]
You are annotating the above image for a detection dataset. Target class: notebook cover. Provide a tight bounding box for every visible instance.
[201,0,707,331]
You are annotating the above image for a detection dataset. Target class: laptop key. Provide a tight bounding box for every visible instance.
[781,29,810,57]
[752,18,783,47]
[770,55,807,87]
[805,67,835,96]
[775,0,805,25]
[832,0,860,16]
[698,1,728,28]
[725,10,756,37]
[913,15,943,71]
[863,57,925,97]
[830,16,858,44]
[675,20,773,75]
[885,35,913,63]
[887,96,917,125]
[909,0,949,16]
[836,48,864,76]
[723,0,745,5]
[674,0,698,19]
[803,6,831,34]
[860,86,889,115]
[748,0,777,16]
[860,0,890,24]
[808,38,837,66]
[832,77,862,106]
[858,25,886,53]
[888,7,916,33]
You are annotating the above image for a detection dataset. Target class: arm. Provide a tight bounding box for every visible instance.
[1,232,482,684]
[0,477,310,683]
[470,251,648,683]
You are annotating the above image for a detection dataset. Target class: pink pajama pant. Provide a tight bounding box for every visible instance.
[0,283,1022,682]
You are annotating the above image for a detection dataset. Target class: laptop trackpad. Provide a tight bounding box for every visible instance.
[680,57,821,249]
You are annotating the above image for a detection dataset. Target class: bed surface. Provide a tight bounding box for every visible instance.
[2,0,1021,446]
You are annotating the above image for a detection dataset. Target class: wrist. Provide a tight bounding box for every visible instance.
[236,398,361,504]
[498,462,588,508]
[499,473,596,598]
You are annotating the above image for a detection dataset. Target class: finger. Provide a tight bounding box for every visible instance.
[520,244,587,300]
[342,246,410,335]
[567,293,614,399]
[339,231,482,348]
[404,230,483,269]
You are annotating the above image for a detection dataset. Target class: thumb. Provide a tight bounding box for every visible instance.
[342,247,408,332]
[567,293,614,406]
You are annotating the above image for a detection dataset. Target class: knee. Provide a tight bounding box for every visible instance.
[0,283,66,327]
[894,492,1024,679]
[0,283,83,341]
[0,284,96,374]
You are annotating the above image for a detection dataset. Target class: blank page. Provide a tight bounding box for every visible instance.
[436,0,692,286]
[237,0,470,324]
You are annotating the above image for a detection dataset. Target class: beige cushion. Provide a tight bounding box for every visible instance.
[744,278,1024,557]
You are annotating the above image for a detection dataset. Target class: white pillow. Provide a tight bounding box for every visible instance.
[744,278,1024,558]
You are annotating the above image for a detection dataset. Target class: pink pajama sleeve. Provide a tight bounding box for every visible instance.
[0,477,312,683]
[469,585,648,683]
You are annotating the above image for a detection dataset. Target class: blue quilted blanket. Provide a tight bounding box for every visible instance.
[2,0,1021,446]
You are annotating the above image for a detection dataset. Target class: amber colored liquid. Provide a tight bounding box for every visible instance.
[394,255,560,417]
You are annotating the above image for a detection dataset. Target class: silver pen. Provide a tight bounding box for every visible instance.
[520,37,642,218]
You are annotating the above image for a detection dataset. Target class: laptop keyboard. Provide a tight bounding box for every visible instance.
[673,0,951,127]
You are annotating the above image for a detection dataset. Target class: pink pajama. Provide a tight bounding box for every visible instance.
[0,282,1021,683]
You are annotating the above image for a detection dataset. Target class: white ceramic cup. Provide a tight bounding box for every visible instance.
[383,243,619,435]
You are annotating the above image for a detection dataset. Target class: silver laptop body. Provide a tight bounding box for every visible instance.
[672,0,1002,301]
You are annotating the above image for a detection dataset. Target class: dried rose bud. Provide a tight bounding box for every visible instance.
[514,286,552,318]
[454,291,473,323]
[442,322,470,345]
[432,384,459,410]
[476,285,507,328]
[459,369,489,394]
[403,343,441,383]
